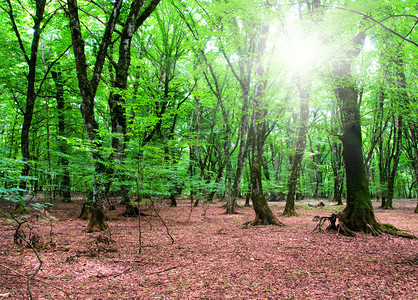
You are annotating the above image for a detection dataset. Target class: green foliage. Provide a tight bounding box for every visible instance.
[0,0,416,209]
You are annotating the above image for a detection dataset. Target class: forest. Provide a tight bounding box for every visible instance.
[0,0,417,299]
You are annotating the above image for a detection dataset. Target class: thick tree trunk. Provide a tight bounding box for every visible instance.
[284,79,310,216]
[332,33,382,235]
[249,125,283,225]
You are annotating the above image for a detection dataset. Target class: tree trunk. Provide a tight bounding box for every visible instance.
[248,25,283,226]
[200,51,234,213]
[6,0,47,195]
[109,0,161,207]
[51,69,71,203]
[384,57,407,209]
[283,79,310,216]
[220,26,255,207]
[384,115,402,209]
[231,91,250,207]
[67,0,124,232]
[332,33,381,235]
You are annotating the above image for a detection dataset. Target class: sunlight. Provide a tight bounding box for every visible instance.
[283,32,321,75]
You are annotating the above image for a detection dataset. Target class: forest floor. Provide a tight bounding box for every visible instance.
[0,196,417,300]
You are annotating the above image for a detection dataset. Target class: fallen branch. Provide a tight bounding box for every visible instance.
[148,265,182,275]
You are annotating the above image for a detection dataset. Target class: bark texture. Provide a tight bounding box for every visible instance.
[283,79,310,216]
[67,0,123,232]
[6,0,47,194]
[332,33,381,235]
[248,25,283,226]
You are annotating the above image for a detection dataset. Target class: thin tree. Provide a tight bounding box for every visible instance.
[4,0,47,195]
[108,0,161,207]
[51,68,71,203]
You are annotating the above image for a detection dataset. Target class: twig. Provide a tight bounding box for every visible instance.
[147,265,181,275]
[0,263,71,299]
[187,198,195,221]
[151,201,174,244]
[138,202,142,254]
[113,267,132,278]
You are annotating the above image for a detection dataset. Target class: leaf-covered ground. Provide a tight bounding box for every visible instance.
[0,197,417,299]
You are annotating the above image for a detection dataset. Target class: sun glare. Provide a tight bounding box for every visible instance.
[283,32,321,75]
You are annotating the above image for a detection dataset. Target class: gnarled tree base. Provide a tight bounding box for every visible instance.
[83,207,108,233]
[246,212,284,226]
[312,212,417,239]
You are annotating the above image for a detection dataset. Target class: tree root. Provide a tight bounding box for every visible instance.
[244,216,285,227]
[312,212,417,239]
[379,223,417,239]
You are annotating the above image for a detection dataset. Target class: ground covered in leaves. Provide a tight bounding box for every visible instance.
[0,197,417,299]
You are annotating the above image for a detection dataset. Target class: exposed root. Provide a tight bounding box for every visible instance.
[312,212,417,239]
[380,223,417,239]
[245,215,285,227]
[312,213,353,236]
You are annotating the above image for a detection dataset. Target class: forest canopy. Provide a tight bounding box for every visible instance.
[0,0,417,231]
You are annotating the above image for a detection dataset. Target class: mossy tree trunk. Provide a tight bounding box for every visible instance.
[332,33,382,235]
[248,25,283,226]
[249,123,283,225]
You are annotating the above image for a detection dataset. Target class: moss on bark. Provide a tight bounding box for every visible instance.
[83,206,108,233]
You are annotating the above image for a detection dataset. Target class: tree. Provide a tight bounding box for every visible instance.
[331,32,383,235]
[67,0,124,232]
[283,78,310,216]
[51,68,71,202]
[108,0,160,207]
[248,24,283,226]
[3,0,47,195]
